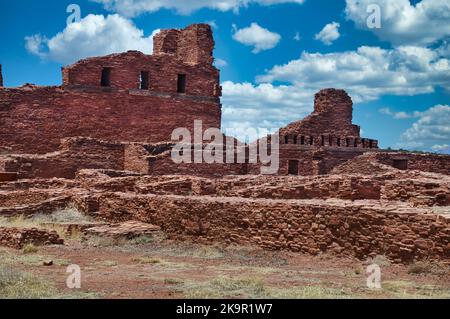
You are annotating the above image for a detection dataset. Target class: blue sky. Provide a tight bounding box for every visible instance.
[0,0,449,153]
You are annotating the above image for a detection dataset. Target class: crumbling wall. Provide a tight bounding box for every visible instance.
[375,152,450,175]
[382,179,450,206]
[148,148,248,177]
[124,144,151,174]
[0,86,220,154]
[280,89,364,139]
[332,152,450,176]
[1,137,125,179]
[96,193,450,263]
[0,227,63,249]
[0,24,222,155]
[0,64,3,87]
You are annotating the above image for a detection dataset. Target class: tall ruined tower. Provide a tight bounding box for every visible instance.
[280,88,361,139]
[153,24,214,65]
[0,64,3,87]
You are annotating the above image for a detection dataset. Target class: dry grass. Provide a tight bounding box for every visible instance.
[382,280,450,299]
[0,248,70,267]
[407,261,448,276]
[22,243,39,254]
[0,208,91,240]
[0,263,98,299]
[0,265,59,299]
[182,275,351,299]
[84,234,162,248]
[132,256,163,264]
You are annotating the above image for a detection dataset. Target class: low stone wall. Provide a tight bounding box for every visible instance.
[332,152,450,176]
[0,196,70,217]
[382,179,450,207]
[1,137,125,179]
[96,193,450,263]
[0,226,64,249]
[375,152,450,175]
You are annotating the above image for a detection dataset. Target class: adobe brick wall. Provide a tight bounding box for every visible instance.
[96,193,450,263]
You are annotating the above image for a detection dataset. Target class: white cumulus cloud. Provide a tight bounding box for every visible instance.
[221,81,315,140]
[379,108,421,120]
[315,22,340,45]
[398,105,450,153]
[232,23,281,53]
[214,58,228,68]
[25,14,159,65]
[256,46,450,102]
[222,45,450,143]
[431,144,450,153]
[92,0,305,17]
[345,0,450,46]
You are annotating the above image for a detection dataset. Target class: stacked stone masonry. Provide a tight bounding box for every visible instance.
[0,23,449,264]
[0,171,449,262]
[0,226,64,249]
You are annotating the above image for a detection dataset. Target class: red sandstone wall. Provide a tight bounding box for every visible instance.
[0,227,63,249]
[382,178,450,207]
[1,137,125,179]
[332,152,450,176]
[154,24,215,67]
[0,24,222,155]
[247,146,370,176]
[124,144,151,173]
[280,89,362,138]
[0,87,221,154]
[375,152,450,175]
[96,193,450,263]
[148,149,248,177]
[62,51,220,97]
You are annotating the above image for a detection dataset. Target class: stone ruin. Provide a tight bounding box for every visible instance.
[0,24,449,263]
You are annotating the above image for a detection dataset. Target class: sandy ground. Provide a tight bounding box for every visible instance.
[1,236,449,299]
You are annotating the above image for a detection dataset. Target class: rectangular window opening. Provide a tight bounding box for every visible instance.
[177,74,186,93]
[288,160,299,175]
[101,67,111,87]
[140,71,149,90]
[393,159,408,170]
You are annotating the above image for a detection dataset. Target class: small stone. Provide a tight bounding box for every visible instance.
[43,260,54,266]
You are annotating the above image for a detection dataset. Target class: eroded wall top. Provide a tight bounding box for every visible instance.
[280,89,362,138]
[61,24,220,98]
